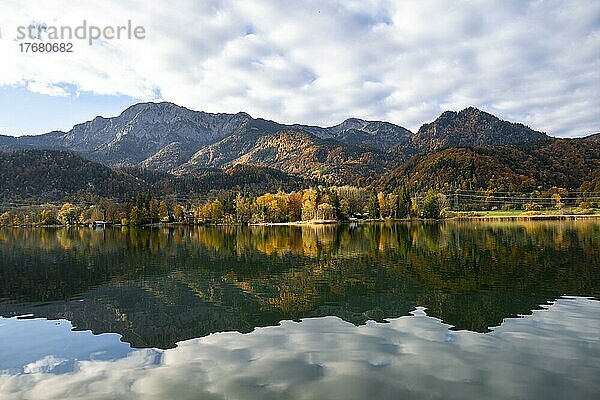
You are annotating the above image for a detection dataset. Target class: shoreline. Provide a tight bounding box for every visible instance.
[2,213,599,229]
[249,214,600,225]
[453,214,600,221]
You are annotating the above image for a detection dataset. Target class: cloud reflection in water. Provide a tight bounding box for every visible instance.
[0,297,598,400]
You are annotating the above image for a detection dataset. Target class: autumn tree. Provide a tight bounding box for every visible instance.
[549,187,567,210]
[339,198,350,219]
[337,186,368,216]
[39,208,57,225]
[386,193,399,218]
[0,212,10,226]
[287,191,303,222]
[174,205,185,222]
[149,198,160,223]
[316,203,335,220]
[235,193,253,223]
[58,203,80,225]
[129,205,142,226]
[89,206,104,222]
[301,189,318,220]
[211,199,224,221]
[158,201,169,222]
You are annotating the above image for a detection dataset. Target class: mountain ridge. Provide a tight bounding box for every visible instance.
[0,102,557,185]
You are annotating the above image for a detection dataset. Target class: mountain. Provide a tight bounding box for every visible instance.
[584,133,600,142]
[378,139,600,192]
[0,103,581,191]
[393,107,548,155]
[0,130,67,152]
[0,102,411,172]
[0,102,412,183]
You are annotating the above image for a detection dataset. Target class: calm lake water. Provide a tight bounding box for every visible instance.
[0,221,598,399]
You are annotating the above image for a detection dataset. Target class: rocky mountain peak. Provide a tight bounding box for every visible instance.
[412,107,548,151]
[338,117,367,128]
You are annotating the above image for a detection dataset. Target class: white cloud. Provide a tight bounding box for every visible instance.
[26,82,69,96]
[23,356,68,374]
[0,0,598,136]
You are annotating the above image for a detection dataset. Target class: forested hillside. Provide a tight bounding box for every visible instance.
[379,139,600,192]
[0,150,144,201]
[0,150,312,202]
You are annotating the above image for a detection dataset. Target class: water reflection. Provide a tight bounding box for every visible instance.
[1,297,598,400]
[0,221,598,348]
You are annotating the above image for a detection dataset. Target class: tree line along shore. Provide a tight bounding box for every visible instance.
[1,186,599,227]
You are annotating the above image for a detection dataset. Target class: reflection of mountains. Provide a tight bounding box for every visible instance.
[0,222,598,349]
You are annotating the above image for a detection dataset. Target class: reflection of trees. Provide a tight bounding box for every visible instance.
[0,221,598,347]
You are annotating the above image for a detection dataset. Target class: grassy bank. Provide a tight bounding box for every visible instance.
[450,208,600,220]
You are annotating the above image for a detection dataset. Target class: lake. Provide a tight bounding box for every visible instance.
[0,221,598,399]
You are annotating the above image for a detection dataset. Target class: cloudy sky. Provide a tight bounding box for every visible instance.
[0,0,598,137]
